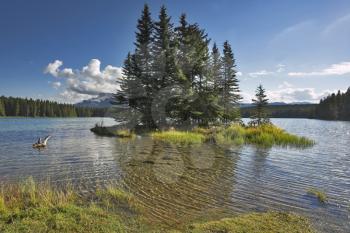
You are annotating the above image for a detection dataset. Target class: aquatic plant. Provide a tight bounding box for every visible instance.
[0,178,317,233]
[213,124,245,146]
[150,124,314,148]
[244,124,315,148]
[307,188,327,203]
[204,123,314,148]
[0,178,142,233]
[187,212,315,233]
[151,130,205,144]
[114,129,135,138]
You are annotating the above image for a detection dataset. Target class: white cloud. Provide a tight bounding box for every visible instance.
[276,64,286,73]
[248,64,286,78]
[270,20,314,44]
[248,70,273,78]
[288,61,350,76]
[278,81,293,89]
[44,59,123,103]
[267,87,331,103]
[236,71,243,76]
[323,13,350,35]
[51,81,61,89]
[44,60,63,77]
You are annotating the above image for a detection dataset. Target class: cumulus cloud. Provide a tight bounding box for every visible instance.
[44,59,123,103]
[44,60,63,77]
[51,81,61,89]
[288,61,350,76]
[267,87,331,103]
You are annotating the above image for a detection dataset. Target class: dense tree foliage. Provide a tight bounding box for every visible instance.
[250,85,270,126]
[0,96,105,117]
[315,88,350,121]
[117,4,241,128]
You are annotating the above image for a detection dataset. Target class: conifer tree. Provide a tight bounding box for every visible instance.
[151,6,180,127]
[210,43,222,95]
[250,84,270,126]
[152,6,178,88]
[221,41,241,123]
[0,99,5,116]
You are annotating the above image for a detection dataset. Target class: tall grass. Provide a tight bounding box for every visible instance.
[0,178,141,233]
[151,124,314,148]
[0,178,316,232]
[244,124,314,148]
[207,123,314,148]
[151,130,205,144]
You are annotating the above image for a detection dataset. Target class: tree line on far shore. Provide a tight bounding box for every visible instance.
[315,88,350,121]
[0,96,106,117]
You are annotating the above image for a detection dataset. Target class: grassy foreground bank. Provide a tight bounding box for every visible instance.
[0,178,315,233]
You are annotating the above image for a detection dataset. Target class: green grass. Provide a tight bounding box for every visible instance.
[307,188,328,203]
[202,123,315,148]
[0,178,317,233]
[151,130,206,145]
[0,178,143,233]
[243,124,314,148]
[186,212,315,233]
[150,124,314,148]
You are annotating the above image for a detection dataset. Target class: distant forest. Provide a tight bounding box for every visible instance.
[241,104,316,119]
[1,89,349,120]
[0,96,106,117]
[315,88,350,121]
[242,88,350,121]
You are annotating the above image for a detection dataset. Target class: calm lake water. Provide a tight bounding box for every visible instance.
[0,117,349,232]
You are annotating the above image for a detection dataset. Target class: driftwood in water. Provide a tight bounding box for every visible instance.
[32,135,51,148]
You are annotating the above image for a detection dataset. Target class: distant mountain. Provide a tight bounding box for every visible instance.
[75,93,115,108]
[76,94,314,109]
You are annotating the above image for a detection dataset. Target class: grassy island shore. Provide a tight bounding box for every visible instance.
[0,178,315,233]
[91,123,314,148]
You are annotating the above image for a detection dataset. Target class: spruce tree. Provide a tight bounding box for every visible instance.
[250,84,270,126]
[152,5,178,88]
[0,99,5,116]
[152,6,180,127]
[210,43,222,95]
[221,41,241,123]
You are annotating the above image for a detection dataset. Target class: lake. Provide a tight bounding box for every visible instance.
[0,117,349,232]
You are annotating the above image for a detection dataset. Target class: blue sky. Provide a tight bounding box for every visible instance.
[1,0,350,103]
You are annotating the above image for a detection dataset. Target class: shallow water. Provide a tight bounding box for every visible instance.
[0,117,349,232]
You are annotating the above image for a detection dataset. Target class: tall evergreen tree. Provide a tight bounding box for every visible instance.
[250,84,270,126]
[151,6,181,127]
[0,99,5,116]
[210,43,222,94]
[152,6,179,88]
[221,41,241,123]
